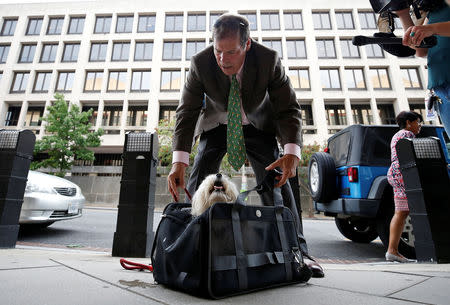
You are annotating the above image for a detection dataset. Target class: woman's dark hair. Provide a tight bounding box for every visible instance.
[395,111,424,129]
[212,14,250,47]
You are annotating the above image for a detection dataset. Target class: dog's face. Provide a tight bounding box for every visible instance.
[191,173,239,216]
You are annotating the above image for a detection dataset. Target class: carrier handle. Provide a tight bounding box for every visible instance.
[235,169,283,205]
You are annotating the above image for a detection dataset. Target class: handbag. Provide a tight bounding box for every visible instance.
[151,171,312,298]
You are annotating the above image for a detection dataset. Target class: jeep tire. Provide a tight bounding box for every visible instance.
[308,152,337,202]
[335,217,379,243]
[376,195,416,258]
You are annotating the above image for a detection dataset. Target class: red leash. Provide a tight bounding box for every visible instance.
[120,258,153,272]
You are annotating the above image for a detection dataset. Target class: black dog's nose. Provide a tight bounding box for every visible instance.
[216,173,222,179]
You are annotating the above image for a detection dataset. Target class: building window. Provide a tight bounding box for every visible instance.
[394,18,403,30]
[365,44,384,58]
[108,71,127,92]
[68,16,85,34]
[94,16,112,34]
[25,106,44,127]
[116,15,133,33]
[160,70,181,91]
[316,39,336,58]
[163,41,182,60]
[262,39,283,58]
[127,105,147,126]
[138,15,156,32]
[0,44,10,63]
[312,12,331,29]
[39,43,57,63]
[344,68,366,89]
[187,13,206,32]
[1,19,18,36]
[62,43,80,62]
[186,40,206,60]
[340,39,360,58]
[335,12,354,29]
[239,12,257,30]
[165,14,183,32]
[401,68,422,89]
[47,17,64,35]
[359,11,377,29]
[286,39,306,59]
[369,68,390,89]
[89,42,107,62]
[301,104,314,125]
[159,105,177,122]
[288,68,310,90]
[84,71,103,92]
[11,72,30,93]
[326,104,347,126]
[102,106,122,127]
[33,71,52,93]
[284,11,303,30]
[134,41,153,61]
[261,12,280,30]
[111,42,130,61]
[19,44,36,63]
[378,104,396,124]
[5,106,21,126]
[26,18,43,35]
[352,104,373,124]
[82,105,98,125]
[56,71,74,92]
[131,70,151,92]
[320,68,341,89]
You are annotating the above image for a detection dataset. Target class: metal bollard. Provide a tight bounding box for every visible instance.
[112,132,158,257]
[397,137,450,263]
[0,130,36,248]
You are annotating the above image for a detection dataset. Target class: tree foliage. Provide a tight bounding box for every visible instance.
[31,93,104,177]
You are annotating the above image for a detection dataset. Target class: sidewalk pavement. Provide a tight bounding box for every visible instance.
[1,246,449,305]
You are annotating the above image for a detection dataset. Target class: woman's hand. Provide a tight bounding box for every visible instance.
[403,25,435,47]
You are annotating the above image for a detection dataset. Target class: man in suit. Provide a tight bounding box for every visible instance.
[167,13,324,278]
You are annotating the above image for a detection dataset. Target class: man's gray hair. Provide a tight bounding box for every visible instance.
[212,13,250,47]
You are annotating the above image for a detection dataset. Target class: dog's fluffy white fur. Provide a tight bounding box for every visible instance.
[191,174,239,216]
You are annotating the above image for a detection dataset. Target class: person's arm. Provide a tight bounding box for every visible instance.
[394,8,430,57]
[167,56,205,200]
[265,56,302,187]
[404,20,450,57]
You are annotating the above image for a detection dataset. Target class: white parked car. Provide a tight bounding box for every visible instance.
[20,170,85,227]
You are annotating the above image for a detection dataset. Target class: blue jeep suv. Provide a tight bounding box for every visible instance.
[308,124,449,257]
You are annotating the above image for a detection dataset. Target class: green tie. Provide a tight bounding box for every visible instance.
[227,75,246,171]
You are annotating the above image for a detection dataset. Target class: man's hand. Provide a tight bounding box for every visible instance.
[265,154,300,188]
[167,162,187,202]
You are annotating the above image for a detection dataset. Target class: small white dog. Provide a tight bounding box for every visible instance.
[191,173,239,216]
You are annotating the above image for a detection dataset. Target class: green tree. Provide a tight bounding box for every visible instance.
[31,93,104,177]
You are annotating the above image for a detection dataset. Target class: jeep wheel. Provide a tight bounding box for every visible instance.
[376,196,416,258]
[308,152,336,202]
[335,217,379,243]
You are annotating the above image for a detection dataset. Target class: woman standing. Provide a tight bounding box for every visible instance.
[395,1,450,136]
[386,111,423,262]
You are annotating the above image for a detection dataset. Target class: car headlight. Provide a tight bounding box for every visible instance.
[25,181,57,194]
